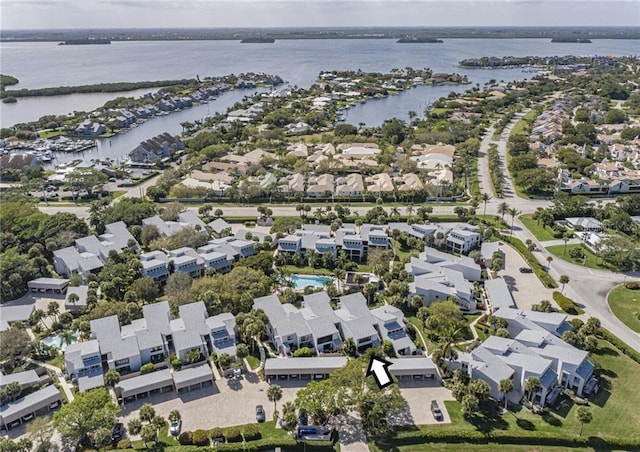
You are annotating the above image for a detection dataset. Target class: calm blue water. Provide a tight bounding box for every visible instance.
[41,332,79,351]
[290,274,335,290]
[2,38,637,162]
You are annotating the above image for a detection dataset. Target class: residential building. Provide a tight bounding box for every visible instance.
[335,174,364,196]
[140,251,170,282]
[446,225,482,254]
[480,242,502,268]
[129,133,183,163]
[307,174,334,197]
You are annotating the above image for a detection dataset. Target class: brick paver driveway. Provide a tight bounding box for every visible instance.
[390,379,454,426]
[119,370,299,432]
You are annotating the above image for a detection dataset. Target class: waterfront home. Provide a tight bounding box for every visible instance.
[129,133,183,163]
[74,120,105,136]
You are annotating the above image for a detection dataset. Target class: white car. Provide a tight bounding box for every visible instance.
[169,419,182,436]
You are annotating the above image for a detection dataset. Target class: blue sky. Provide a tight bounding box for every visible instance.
[2,0,639,29]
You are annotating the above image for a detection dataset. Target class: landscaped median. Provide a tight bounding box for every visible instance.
[607,283,640,333]
[370,339,640,451]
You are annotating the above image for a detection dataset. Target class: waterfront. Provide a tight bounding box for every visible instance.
[47,88,263,166]
[3,38,638,164]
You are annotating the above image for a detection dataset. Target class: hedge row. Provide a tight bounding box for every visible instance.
[163,438,333,452]
[552,291,582,315]
[499,234,558,288]
[599,328,640,366]
[380,428,640,450]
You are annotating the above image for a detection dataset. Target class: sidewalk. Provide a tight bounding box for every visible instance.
[28,358,75,403]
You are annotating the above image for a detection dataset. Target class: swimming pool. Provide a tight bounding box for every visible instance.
[290,274,334,290]
[40,332,78,351]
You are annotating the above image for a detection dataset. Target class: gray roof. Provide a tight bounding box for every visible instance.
[135,329,164,351]
[78,373,105,392]
[66,286,88,308]
[178,210,208,232]
[481,242,501,259]
[172,363,213,390]
[177,301,209,336]
[141,301,172,335]
[264,357,347,373]
[209,218,231,234]
[388,357,436,375]
[116,368,173,398]
[90,316,121,354]
[27,278,69,290]
[172,329,205,353]
[0,370,40,388]
[485,278,516,311]
[0,304,35,323]
[471,347,515,384]
[102,221,138,250]
[0,385,61,424]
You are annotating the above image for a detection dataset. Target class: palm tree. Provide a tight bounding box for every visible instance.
[267,384,283,414]
[67,293,79,308]
[559,274,570,294]
[508,207,521,236]
[46,302,60,322]
[168,410,181,424]
[390,206,400,218]
[406,205,414,217]
[498,378,514,410]
[498,202,510,224]
[524,377,541,407]
[546,255,553,270]
[60,330,75,347]
[104,369,121,389]
[481,193,492,218]
[575,406,592,437]
[562,233,570,255]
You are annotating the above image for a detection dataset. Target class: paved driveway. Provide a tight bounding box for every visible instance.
[119,370,298,432]
[390,380,454,426]
[496,241,556,311]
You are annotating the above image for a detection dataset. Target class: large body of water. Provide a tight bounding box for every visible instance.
[2,38,637,163]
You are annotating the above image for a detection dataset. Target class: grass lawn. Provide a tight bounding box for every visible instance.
[607,285,640,333]
[520,214,555,241]
[376,340,640,450]
[45,353,65,370]
[379,444,595,451]
[545,244,616,271]
[246,354,261,370]
[37,129,66,139]
[110,190,127,198]
[279,265,334,276]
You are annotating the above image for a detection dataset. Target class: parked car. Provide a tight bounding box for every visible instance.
[255,405,265,423]
[169,418,182,436]
[49,401,60,410]
[519,267,533,273]
[431,400,443,421]
[21,413,34,422]
[298,408,308,426]
[111,423,123,444]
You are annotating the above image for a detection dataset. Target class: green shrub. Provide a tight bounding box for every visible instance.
[192,429,209,446]
[208,427,224,441]
[171,357,182,370]
[552,291,579,315]
[242,424,261,442]
[225,427,242,443]
[178,431,193,445]
[139,363,154,374]
[569,318,584,330]
[117,439,132,449]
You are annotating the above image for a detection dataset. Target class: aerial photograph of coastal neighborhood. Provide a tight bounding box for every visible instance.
[0,0,639,450]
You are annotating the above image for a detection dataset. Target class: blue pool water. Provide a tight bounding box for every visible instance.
[290,274,334,290]
[41,332,79,351]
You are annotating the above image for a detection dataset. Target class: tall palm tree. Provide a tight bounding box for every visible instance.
[508,207,521,236]
[498,378,514,410]
[481,193,492,218]
[498,202,510,224]
[406,205,415,217]
[524,377,542,407]
[47,302,60,322]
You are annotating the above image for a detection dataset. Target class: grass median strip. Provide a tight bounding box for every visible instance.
[607,284,640,333]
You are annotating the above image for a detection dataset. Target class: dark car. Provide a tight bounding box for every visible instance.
[255,405,265,423]
[111,423,123,444]
[431,400,443,421]
[298,408,308,426]
[519,267,533,273]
